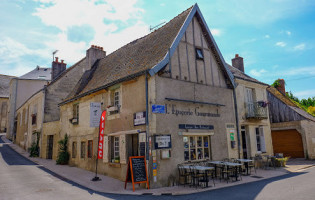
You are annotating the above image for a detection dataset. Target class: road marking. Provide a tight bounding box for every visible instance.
[295,165,315,172]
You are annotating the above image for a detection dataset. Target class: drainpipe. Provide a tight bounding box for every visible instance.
[145,70,150,186]
[233,88,241,159]
[40,87,46,158]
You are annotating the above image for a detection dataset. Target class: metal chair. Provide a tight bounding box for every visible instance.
[177,164,190,187]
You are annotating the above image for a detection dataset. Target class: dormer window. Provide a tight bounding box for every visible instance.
[196,48,204,60]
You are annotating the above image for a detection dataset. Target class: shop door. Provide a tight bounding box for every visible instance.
[127,134,139,158]
[241,129,248,159]
[272,129,304,158]
[47,135,54,159]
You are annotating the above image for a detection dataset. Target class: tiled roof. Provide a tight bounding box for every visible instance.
[0,74,15,98]
[227,64,268,86]
[73,6,193,97]
[19,66,51,80]
[267,86,315,122]
[267,87,297,107]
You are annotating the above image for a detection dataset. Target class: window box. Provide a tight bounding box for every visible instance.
[69,118,78,125]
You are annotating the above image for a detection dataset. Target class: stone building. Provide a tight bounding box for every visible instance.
[267,81,315,159]
[0,74,15,132]
[15,56,93,158]
[228,55,273,159]
[7,67,51,140]
[59,4,241,188]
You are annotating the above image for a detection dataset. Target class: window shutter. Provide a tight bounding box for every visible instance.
[103,136,109,163]
[119,135,126,164]
[259,127,266,153]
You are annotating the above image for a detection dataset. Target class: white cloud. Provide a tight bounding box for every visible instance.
[293,43,305,51]
[283,66,315,76]
[275,42,286,47]
[30,0,149,65]
[0,37,49,63]
[294,89,315,99]
[264,34,270,39]
[286,31,291,36]
[249,69,267,77]
[211,28,221,36]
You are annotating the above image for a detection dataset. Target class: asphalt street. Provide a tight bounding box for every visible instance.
[1,137,315,200]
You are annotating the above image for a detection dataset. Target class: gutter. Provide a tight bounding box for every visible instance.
[59,70,147,106]
[233,88,241,159]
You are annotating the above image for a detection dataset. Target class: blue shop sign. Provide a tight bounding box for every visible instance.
[179,124,214,130]
[152,104,166,114]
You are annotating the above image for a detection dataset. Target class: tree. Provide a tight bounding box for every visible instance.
[56,134,70,165]
[29,130,40,157]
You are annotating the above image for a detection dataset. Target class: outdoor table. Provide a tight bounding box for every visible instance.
[208,161,224,177]
[225,162,242,181]
[181,165,214,188]
[194,166,215,188]
[236,159,253,175]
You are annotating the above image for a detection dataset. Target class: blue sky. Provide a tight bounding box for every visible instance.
[0,0,314,99]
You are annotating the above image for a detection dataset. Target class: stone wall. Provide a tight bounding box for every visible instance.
[44,58,87,122]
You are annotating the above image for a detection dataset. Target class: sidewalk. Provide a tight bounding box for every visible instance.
[2,134,315,196]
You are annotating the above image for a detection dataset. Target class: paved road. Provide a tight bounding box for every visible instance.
[1,137,315,200]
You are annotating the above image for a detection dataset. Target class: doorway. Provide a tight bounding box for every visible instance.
[47,135,54,159]
[127,134,139,158]
[241,126,248,159]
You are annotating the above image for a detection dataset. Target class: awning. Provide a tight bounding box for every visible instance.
[182,132,214,136]
[108,129,141,136]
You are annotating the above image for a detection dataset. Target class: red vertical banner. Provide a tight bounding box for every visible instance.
[97,110,106,159]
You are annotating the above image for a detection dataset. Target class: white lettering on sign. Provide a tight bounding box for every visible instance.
[134,112,146,126]
[155,136,171,148]
[90,102,102,127]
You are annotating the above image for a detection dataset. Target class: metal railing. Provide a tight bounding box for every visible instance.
[245,101,268,119]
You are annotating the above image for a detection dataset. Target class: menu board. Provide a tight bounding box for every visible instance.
[139,142,146,156]
[124,156,149,191]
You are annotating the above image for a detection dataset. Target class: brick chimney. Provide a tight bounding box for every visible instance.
[86,45,106,70]
[52,57,67,80]
[232,54,244,72]
[277,79,286,94]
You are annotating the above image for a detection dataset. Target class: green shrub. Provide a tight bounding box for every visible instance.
[56,134,70,165]
[274,157,290,167]
[29,131,40,157]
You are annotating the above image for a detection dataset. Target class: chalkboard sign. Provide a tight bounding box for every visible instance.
[139,142,146,156]
[124,156,149,191]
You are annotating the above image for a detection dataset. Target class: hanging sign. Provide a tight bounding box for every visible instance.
[124,156,149,191]
[134,111,146,126]
[152,104,166,113]
[90,102,102,127]
[97,110,106,159]
[154,135,171,149]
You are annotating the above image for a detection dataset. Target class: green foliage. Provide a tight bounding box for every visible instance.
[271,79,280,88]
[56,134,70,165]
[274,157,290,167]
[285,91,315,117]
[29,131,40,157]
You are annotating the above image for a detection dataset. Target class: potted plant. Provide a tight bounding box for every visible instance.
[115,156,120,163]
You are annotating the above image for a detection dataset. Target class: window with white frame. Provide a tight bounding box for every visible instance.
[111,136,120,162]
[114,91,119,107]
[25,109,28,124]
[256,126,266,153]
[183,135,210,161]
[109,87,121,115]
[19,113,22,126]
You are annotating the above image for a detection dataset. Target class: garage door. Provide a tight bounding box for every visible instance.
[271,129,304,158]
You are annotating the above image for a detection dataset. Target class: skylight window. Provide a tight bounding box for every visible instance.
[196,48,204,60]
[38,76,46,79]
